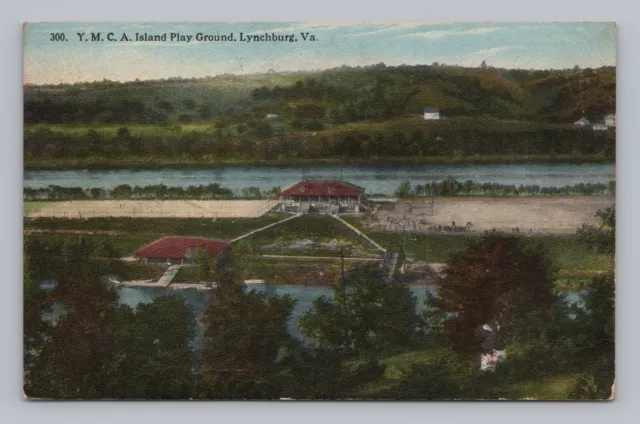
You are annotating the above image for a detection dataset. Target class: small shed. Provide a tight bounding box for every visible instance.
[423,108,440,120]
[593,123,608,131]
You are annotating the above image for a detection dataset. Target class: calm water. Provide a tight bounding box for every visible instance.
[24,163,615,195]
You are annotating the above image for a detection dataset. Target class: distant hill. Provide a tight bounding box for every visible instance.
[24,63,616,126]
[23,64,616,167]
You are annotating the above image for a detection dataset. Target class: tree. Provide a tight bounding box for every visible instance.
[111,184,133,199]
[395,181,412,198]
[299,266,418,358]
[576,206,615,254]
[23,252,119,399]
[255,121,273,138]
[433,233,555,352]
[197,278,296,399]
[182,99,197,109]
[193,247,218,283]
[116,127,130,140]
[480,60,488,70]
[570,206,615,398]
[199,105,212,120]
[24,234,197,399]
[89,188,104,199]
[107,296,195,399]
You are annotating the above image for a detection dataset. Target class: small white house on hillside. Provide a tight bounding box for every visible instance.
[423,108,440,120]
[574,117,591,127]
[266,113,278,119]
[605,114,616,127]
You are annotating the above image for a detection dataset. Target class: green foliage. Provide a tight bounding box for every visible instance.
[395,181,411,198]
[106,297,196,398]
[569,373,608,399]
[299,266,418,357]
[395,178,615,197]
[24,64,616,166]
[434,233,556,352]
[577,206,615,254]
[197,277,296,399]
[379,353,475,400]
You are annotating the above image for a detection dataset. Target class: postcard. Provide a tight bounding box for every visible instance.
[23,22,616,400]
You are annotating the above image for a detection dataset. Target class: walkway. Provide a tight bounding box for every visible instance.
[111,264,182,288]
[230,214,301,243]
[329,214,387,253]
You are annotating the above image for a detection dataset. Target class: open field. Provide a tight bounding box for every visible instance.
[369,196,615,235]
[25,199,279,219]
[24,215,282,256]
[235,215,381,257]
[23,202,50,213]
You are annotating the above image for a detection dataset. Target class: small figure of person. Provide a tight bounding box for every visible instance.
[476,318,506,373]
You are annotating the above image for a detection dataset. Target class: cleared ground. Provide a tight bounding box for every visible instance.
[370,196,615,234]
[26,199,279,219]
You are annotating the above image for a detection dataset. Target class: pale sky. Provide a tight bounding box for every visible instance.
[23,22,617,85]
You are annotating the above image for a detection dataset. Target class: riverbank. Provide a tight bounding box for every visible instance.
[24,154,614,170]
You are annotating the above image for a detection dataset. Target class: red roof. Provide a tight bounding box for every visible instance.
[134,236,228,260]
[281,181,363,198]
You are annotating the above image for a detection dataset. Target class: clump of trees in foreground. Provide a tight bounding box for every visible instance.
[24,207,615,399]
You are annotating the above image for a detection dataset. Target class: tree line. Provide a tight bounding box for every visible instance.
[394,179,616,197]
[24,183,235,201]
[24,207,615,399]
[25,122,615,164]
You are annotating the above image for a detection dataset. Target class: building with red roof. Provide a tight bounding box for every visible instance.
[134,236,230,266]
[280,180,366,214]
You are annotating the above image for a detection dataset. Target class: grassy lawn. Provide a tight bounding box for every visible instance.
[24,202,50,213]
[25,123,216,137]
[172,266,204,284]
[25,215,281,240]
[24,215,283,257]
[352,346,581,400]
[238,215,380,257]
[342,217,613,287]
[230,256,350,286]
[489,374,580,400]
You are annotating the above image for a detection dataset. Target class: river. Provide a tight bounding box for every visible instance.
[24,163,615,196]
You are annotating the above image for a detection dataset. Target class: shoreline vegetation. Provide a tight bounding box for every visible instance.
[24,179,616,201]
[25,154,614,170]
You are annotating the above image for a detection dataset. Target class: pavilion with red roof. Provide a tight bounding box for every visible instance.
[280,180,366,214]
[134,236,230,266]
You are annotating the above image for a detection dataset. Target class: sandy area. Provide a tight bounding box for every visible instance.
[370,197,615,234]
[27,199,279,219]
